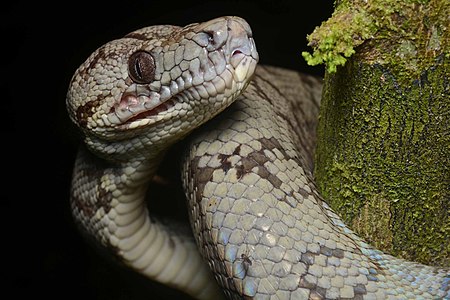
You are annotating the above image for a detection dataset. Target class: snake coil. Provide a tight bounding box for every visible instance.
[66,16,450,299]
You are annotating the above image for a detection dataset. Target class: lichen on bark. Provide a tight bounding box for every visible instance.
[302,0,450,77]
[306,0,450,267]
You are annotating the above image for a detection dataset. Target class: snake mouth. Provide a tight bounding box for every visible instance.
[120,96,176,125]
[110,85,177,128]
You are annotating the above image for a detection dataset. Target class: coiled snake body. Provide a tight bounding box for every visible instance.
[67,17,450,299]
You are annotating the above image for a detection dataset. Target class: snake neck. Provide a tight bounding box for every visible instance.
[71,143,165,247]
[71,145,225,299]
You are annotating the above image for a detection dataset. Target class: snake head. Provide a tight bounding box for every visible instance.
[66,16,258,160]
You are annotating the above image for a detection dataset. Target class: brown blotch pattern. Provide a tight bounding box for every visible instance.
[189,156,216,204]
[124,32,148,40]
[195,166,215,203]
[218,153,232,173]
[76,95,104,127]
[72,148,116,219]
[298,246,369,298]
[87,47,106,71]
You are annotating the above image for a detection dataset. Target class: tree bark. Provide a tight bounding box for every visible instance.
[304,0,449,267]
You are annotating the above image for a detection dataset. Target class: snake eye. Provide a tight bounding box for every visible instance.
[128,51,155,84]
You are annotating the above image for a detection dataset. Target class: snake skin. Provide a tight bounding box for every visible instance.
[183,65,450,299]
[66,16,450,299]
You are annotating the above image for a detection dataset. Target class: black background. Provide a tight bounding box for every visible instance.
[4,1,334,299]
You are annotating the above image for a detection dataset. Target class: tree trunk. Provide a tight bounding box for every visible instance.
[304,0,449,267]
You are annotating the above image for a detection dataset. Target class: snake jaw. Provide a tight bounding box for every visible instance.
[114,85,163,124]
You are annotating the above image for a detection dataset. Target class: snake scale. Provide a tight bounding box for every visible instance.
[66,17,450,299]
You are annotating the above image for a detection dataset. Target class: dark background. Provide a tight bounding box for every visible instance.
[4,1,333,299]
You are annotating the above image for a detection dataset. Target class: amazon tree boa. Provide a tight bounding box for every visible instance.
[66,16,450,299]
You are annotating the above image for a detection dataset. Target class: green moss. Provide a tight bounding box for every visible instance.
[315,56,450,267]
[302,0,450,78]
[301,3,374,73]
[310,0,449,266]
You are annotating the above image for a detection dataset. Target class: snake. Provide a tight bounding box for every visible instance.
[66,16,450,299]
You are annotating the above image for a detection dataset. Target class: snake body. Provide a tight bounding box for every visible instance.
[67,17,450,299]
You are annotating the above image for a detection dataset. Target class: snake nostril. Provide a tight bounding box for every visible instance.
[205,31,215,45]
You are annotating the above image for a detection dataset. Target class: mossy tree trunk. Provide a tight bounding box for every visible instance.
[304,0,449,267]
